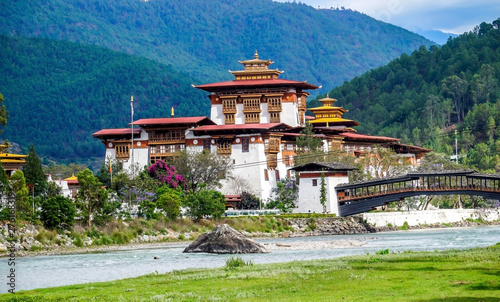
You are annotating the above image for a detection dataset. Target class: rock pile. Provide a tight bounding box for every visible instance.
[183,224,268,254]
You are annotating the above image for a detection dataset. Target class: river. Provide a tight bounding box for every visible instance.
[3,225,500,292]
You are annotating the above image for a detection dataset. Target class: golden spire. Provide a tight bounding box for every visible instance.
[254,50,259,59]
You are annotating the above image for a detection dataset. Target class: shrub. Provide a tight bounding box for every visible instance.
[225,257,253,270]
[73,237,83,248]
[376,249,390,255]
[40,196,76,230]
[399,221,409,230]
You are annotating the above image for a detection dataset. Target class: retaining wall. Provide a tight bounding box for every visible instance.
[363,208,500,227]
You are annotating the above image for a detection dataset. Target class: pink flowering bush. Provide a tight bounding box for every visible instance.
[147,160,185,189]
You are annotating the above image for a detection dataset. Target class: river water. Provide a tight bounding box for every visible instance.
[3,225,500,292]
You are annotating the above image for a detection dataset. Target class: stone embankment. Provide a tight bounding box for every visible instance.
[1,210,499,256]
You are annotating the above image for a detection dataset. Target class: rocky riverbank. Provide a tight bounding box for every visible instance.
[1,214,499,257]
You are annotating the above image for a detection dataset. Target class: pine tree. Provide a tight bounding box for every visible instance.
[23,145,47,196]
[320,171,327,214]
[0,164,8,193]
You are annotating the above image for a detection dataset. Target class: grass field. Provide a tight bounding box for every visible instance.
[2,244,499,301]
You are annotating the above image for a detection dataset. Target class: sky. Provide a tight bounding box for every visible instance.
[275,0,500,36]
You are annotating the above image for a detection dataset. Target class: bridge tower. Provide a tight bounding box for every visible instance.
[291,162,354,215]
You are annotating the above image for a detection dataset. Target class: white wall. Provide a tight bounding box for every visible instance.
[282,102,299,127]
[363,209,500,227]
[295,173,349,215]
[210,104,224,125]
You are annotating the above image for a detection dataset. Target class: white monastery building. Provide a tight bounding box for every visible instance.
[93,52,430,207]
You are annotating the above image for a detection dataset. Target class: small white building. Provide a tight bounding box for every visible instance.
[291,162,354,215]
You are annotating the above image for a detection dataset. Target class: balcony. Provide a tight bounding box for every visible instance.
[115,144,130,159]
[149,130,185,144]
[266,138,280,153]
[224,114,235,124]
[222,99,237,114]
[244,113,260,124]
[267,154,278,169]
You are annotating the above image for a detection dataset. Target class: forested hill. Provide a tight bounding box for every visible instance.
[322,20,500,172]
[0,35,207,161]
[0,0,433,92]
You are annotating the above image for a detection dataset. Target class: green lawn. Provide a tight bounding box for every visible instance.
[2,244,500,301]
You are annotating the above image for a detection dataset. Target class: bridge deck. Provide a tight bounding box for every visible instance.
[335,170,500,216]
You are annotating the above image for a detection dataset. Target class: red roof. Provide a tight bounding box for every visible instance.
[340,132,400,142]
[131,116,215,126]
[92,128,141,137]
[194,123,289,132]
[195,79,319,92]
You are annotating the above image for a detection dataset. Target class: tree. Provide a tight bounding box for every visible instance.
[171,150,232,192]
[40,196,76,230]
[75,169,109,228]
[156,186,182,220]
[362,146,412,178]
[183,189,226,220]
[147,160,185,189]
[23,145,48,196]
[295,123,323,166]
[266,178,298,213]
[320,171,327,214]
[239,191,261,210]
[0,164,8,194]
[10,170,30,218]
[46,181,63,199]
[0,93,9,135]
[441,74,470,123]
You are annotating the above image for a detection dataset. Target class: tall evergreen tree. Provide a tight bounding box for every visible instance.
[0,164,8,194]
[0,93,8,135]
[23,145,47,196]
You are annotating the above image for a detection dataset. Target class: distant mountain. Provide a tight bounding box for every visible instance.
[415,29,458,45]
[0,0,433,93]
[0,35,207,161]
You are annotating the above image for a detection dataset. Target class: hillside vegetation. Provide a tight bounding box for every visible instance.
[320,20,500,172]
[0,35,207,160]
[0,0,433,90]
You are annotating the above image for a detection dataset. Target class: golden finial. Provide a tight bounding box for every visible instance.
[254,50,259,59]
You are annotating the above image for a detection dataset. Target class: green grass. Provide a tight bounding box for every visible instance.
[3,244,500,301]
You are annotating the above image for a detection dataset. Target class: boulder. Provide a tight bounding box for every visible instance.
[183,224,268,254]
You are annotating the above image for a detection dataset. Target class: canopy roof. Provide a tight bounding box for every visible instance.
[131,116,214,127]
[195,79,319,92]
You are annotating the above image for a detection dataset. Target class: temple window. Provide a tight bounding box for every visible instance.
[217,139,232,155]
[224,114,235,124]
[244,113,260,123]
[115,144,130,159]
[222,98,236,113]
[266,137,280,153]
[242,138,249,152]
[270,112,280,123]
[267,154,277,169]
[203,139,211,151]
[150,130,185,143]
[268,97,282,111]
[243,98,261,111]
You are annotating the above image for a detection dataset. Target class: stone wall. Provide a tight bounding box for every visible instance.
[282,216,373,237]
